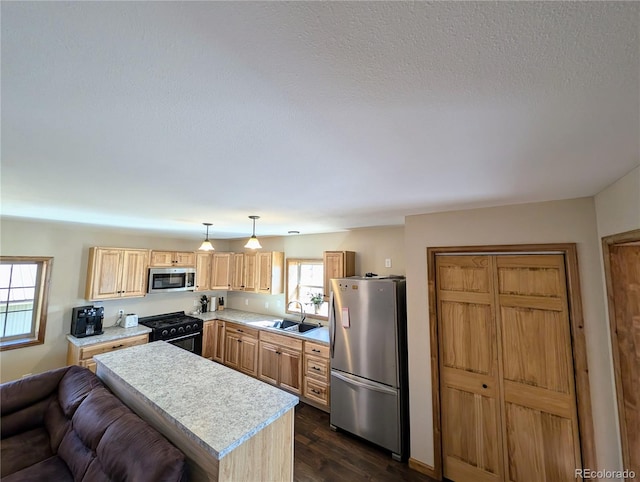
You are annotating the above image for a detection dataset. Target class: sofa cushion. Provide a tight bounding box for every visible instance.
[57,365,102,417]
[0,427,53,477]
[1,455,73,482]
[1,395,52,440]
[0,367,67,418]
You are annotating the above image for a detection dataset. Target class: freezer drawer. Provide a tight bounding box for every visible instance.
[330,370,401,456]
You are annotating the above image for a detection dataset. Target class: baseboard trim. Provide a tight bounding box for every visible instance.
[408,458,439,479]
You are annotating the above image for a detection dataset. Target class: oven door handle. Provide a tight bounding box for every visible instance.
[167,332,201,342]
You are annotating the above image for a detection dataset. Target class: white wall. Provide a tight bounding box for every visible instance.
[595,166,640,237]
[404,197,620,477]
[0,218,230,383]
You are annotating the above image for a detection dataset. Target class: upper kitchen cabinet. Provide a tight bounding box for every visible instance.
[85,247,149,300]
[195,252,212,291]
[150,251,196,267]
[323,251,355,300]
[230,253,245,290]
[256,252,285,295]
[243,252,257,292]
[211,252,232,290]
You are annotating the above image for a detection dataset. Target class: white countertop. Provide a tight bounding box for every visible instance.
[66,324,151,347]
[94,341,299,460]
[194,308,330,344]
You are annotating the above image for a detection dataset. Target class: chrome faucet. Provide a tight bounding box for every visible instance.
[287,300,306,323]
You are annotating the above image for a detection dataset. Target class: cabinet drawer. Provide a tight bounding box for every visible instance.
[305,341,329,358]
[305,355,329,381]
[224,322,259,339]
[304,378,329,406]
[79,334,148,360]
[260,331,303,351]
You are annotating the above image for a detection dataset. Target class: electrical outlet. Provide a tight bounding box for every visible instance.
[193,300,199,306]
[385,258,392,268]
[245,299,249,306]
[265,302,269,309]
[118,309,124,316]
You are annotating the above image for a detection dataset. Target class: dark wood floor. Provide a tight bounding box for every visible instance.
[294,403,438,482]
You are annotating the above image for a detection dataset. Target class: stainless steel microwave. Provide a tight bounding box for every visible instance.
[148,267,196,294]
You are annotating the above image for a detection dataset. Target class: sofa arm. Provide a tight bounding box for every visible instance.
[1,367,69,417]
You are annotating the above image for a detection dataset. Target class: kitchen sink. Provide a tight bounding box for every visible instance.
[274,319,321,333]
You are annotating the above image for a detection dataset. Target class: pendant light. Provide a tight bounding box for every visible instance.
[244,215,262,249]
[199,223,214,251]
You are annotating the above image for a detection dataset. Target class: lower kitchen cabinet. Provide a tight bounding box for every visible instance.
[203,319,226,362]
[258,331,303,394]
[66,333,149,373]
[224,322,258,377]
[303,341,330,410]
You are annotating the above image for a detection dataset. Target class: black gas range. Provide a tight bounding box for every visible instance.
[138,311,203,356]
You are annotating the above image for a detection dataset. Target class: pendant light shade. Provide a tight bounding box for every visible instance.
[244,215,262,249]
[199,223,214,251]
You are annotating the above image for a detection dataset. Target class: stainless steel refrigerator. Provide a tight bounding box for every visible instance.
[329,276,409,461]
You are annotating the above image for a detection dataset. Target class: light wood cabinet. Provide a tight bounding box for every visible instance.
[303,341,330,409]
[323,251,355,300]
[150,250,196,267]
[230,253,245,290]
[203,319,226,362]
[85,247,149,300]
[224,322,258,377]
[243,252,257,291]
[195,253,212,291]
[258,331,303,394]
[67,333,149,373]
[256,251,284,295]
[211,253,232,290]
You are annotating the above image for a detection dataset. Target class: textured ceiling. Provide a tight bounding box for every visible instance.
[2,1,638,240]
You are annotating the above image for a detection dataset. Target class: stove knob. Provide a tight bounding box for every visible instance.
[161,329,169,337]
[170,328,177,336]
[178,326,185,334]
[185,324,192,331]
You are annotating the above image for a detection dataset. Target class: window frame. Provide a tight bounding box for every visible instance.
[0,256,53,351]
[285,258,327,321]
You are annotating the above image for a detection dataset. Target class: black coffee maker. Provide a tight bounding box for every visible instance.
[70,305,104,338]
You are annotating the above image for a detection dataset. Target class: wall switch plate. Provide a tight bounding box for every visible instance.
[245,299,249,306]
[265,302,269,309]
[385,258,392,268]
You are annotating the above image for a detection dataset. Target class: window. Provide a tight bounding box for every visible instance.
[286,258,327,320]
[0,257,53,350]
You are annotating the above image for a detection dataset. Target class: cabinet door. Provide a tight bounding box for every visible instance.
[121,249,149,297]
[212,253,231,290]
[258,341,280,385]
[230,253,244,290]
[213,321,225,363]
[224,331,241,369]
[174,252,196,267]
[195,253,211,291]
[150,251,174,267]
[323,251,355,300]
[202,320,215,360]
[257,252,272,292]
[239,336,258,377]
[243,252,257,292]
[279,347,302,394]
[89,248,124,299]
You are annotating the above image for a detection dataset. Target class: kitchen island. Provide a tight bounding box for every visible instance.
[94,341,298,482]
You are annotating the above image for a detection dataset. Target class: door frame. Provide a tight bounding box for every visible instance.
[601,229,640,474]
[426,243,596,480]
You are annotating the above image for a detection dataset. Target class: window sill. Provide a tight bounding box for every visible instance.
[0,337,44,351]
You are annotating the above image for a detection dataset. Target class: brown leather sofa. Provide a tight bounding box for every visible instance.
[1,365,186,481]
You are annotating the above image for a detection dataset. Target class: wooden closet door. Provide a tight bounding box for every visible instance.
[495,255,581,482]
[437,255,504,482]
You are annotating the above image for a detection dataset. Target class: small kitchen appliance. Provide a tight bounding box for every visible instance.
[138,311,203,355]
[70,305,104,338]
[123,314,138,328]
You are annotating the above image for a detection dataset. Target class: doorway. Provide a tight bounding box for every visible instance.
[427,244,596,481]
[602,229,640,480]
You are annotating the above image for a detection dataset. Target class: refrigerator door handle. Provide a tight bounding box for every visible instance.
[329,290,336,358]
[332,371,398,396]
